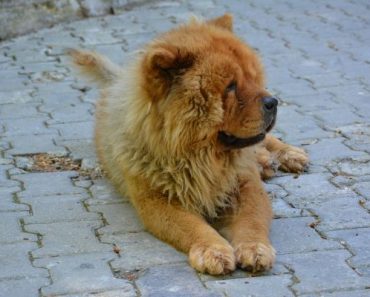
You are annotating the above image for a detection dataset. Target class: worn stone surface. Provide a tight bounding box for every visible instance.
[1,0,370,296]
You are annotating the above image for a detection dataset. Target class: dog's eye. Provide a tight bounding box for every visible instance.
[225,81,237,94]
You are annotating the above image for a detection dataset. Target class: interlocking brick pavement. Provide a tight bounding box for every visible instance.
[1,1,370,296]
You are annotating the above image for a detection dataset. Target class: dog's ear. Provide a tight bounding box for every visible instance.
[148,45,194,72]
[143,45,194,101]
[207,13,233,32]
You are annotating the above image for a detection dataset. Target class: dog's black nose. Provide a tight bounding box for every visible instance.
[262,97,278,111]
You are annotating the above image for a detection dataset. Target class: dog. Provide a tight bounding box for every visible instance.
[69,14,308,275]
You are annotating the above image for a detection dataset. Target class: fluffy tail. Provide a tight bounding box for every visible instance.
[66,48,121,86]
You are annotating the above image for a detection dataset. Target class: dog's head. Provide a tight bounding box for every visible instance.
[141,14,277,152]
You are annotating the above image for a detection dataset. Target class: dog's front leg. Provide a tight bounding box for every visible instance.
[217,170,275,272]
[128,181,236,275]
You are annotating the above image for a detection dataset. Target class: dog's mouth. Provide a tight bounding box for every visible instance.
[218,132,266,149]
[219,115,276,149]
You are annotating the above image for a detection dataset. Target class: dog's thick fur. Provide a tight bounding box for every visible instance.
[69,14,308,275]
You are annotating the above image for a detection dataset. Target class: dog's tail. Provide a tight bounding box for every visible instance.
[66,48,121,87]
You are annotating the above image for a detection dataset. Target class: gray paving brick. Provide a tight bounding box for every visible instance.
[35,253,132,296]
[55,139,96,161]
[0,242,48,279]
[326,228,370,269]
[21,194,99,224]
[206,274,294,297]
[15,171,85,198]
[0,89,37,105]
[5,134,67,156]
[271,217,341,254]
[304,137,368,165]
[0,277,49,297]
[52,121,94,140]
[301,290,370,297]
[314,194,370,232]
[1,117,54,137]
[331,159,370,176]
[87,179,127,205]
[0,102,40,119]
[280,250,370,294]
[59,289,136,297]
[0,212,37,243]
[106,232,186,271]
[137,263,222,297]
[354,181,370,199]
[271,173,348,208]
[0,192,28,212]
[26,221,111,258]
[90,203,144,235]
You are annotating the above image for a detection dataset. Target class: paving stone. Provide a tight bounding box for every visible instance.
[271,173,349,208]
[304,137,368,165]
[0,192,28,212]
[353,181,370,199]
[5,134,67,156]
[0,89,37,105]
[106,232,187,271]
[0,102,40,119]
[1,117,54,136]
[52,121,94,140]
[280,250,370,294]
[314,107,364,129]
[26,221,111,258]
[87,179,127,205]
[0,242,48,279]
[274,106,332,142]
[21,194,99,224]
[0,277,50,297]
[0,212,37,243]
[90,202,144,235]
[55,138,96,161]
[271,217,341,254]
[206,274,294,297]
[59,289,136,297]
[326,228,370,269]
[301,290,370,297]
[137,263,222,297]
[16,171,85,198]
[331,159,370,176]
[313,194,370,232]
[35,253,132,296]
[47,103,93,124]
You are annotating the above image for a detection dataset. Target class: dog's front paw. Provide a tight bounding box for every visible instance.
[234,242,275,273]
[277,145,309,173]
[189,243,236,275]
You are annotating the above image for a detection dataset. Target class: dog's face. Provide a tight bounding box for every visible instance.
[141,14,277,152]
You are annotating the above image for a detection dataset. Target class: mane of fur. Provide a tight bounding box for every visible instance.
[96,59,256,218]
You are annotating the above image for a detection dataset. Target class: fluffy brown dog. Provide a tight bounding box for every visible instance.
[69,14,308,275]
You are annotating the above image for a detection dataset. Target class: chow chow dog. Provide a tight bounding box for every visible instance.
[69,14,308,275]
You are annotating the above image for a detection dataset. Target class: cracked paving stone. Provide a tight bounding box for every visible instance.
[271,217,341,255]
[331,160,370,176]
[90,203,144,235]
[21,194,99,224]
[0,241,48,279]
[106,232,186,271]
[34,253,133,296]
[52,121,94,141]
[26,221,111,258]
[279,250,370,294]
[206,274,294,297]
[15,171,85,198]
[136,263,223,297]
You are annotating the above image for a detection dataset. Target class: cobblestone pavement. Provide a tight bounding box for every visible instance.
[1,0,370,296]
